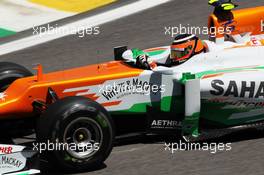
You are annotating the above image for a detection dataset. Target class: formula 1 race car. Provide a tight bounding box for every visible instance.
[0,1,263,172]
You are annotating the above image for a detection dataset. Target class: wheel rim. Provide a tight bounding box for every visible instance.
[63,117,103,159]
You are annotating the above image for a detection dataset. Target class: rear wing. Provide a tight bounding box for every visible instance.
[208,1,264,44]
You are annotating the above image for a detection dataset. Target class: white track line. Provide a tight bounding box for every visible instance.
[0,0,171,56]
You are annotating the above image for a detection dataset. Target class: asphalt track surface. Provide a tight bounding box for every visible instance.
[1,0,264,174]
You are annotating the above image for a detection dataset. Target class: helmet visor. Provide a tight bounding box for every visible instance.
[171,45,193,62]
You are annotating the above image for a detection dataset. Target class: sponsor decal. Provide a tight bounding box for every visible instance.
[210,80,264,98]
[207,98,264,108]
[0,146,13,154]
[100,78,165,101]
[0,155,24,169]
[151,120,181,129]
[0,145,40,174]
[0,145,28,174]
[250,38,262,46]
[0,92,7,101]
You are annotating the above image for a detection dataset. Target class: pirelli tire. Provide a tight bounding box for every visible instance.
[0,62,33,91]
[36,96,115,172]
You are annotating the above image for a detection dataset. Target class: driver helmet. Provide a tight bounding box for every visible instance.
[170,34,205,64]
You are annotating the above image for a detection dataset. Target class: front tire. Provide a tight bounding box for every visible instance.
[36,96,115,172]
[0,62,32,91]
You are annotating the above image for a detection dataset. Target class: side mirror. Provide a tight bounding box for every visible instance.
[114,46,128,61]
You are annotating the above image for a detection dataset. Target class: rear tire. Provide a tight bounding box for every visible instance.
[36,96,115,172]
[0,62,32,91]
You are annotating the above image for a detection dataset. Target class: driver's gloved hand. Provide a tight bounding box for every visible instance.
[136,54,151,70]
